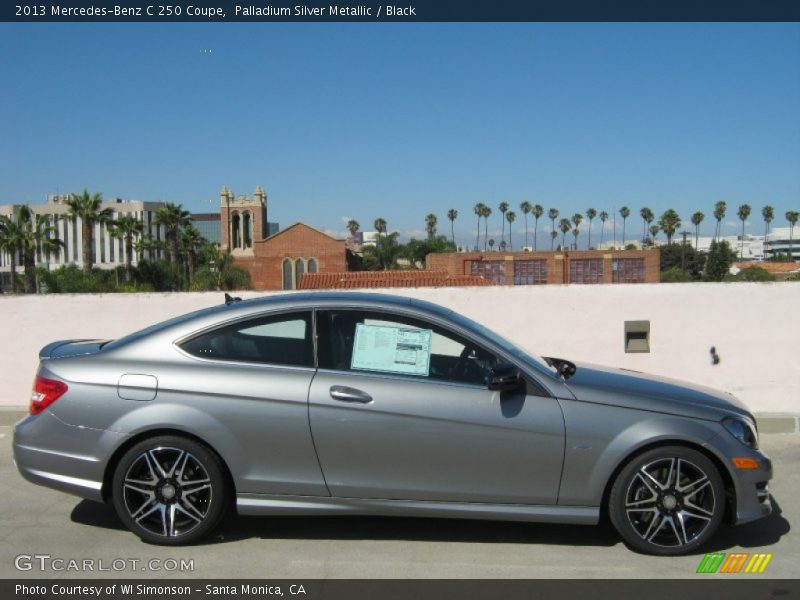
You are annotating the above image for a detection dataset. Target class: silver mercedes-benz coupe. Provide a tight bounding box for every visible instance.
[14,292,772,554]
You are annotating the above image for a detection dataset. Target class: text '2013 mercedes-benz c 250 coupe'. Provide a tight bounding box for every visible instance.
[14,292,772,554]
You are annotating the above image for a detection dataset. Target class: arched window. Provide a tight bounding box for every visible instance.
[282,259,293,290]
[243,212,252,248]
[308,258,318,273]
[295,259,305,287]
[231,213,241,249]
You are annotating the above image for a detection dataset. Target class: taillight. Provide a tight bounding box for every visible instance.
[30,376,68,415]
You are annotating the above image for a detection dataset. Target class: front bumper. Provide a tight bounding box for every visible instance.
[732,451,773,525]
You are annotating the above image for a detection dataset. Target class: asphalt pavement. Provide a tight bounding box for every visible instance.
[0,424,796,579]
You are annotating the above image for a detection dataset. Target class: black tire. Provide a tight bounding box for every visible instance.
[111,435,228,545]
[609,446,726,556]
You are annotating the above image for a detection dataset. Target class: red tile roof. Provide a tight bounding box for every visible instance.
[298,270,492,290]
[735,261,800,273]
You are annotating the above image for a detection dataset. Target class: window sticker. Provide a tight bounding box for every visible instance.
[351,323,432,376]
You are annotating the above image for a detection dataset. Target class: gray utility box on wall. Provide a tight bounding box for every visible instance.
[625,320,650,353]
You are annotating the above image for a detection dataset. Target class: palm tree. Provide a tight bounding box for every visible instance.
[0,211,25,292]
[761,205,774,241]
[586,208,597,249]
[737,204,751,259]
[498,202,509,246]
[691,211,704,251]
[659,209,681,244]
[550,230,558,249]
[520,201,533,248]
[649,224,660,244]
[154,202,192,265]
[619,206,631,246]
[66,188,113,271]
[447,209,458,246]
[640,207,654,244]
[180,225,205,284]
[362,231,401,270]
[133,234,165,262]
[346,219,360,237]
[109,214,143,273]
[473,203,484,250]
[599,211,609,247]
[787,211,799,260]
[482,205,492,251]
[373,217,387,236]
[506,211,516,250]
[548,208,559,250]
[571,213,583,249]
[488,238,495,251]
[559,218,571,250]
[16,207,63,293]
[425,213,438,240]
[532,204,544,251]
[713,201,727,241]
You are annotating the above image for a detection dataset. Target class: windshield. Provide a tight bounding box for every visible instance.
[447,312,559,379]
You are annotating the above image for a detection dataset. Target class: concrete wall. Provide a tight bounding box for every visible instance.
[0,283,797,414]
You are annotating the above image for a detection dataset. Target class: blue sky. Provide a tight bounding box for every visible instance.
[1,23,798,247]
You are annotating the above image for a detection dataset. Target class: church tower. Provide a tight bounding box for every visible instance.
[220,186,268,255]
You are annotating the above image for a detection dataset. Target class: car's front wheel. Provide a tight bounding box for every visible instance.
[609,446,725,555]
[111,435,228,545]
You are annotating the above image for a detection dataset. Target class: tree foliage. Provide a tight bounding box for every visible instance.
[725,266,776,282]
[660,267,693,283]
[704,240,737,281]
[659,242,706,281]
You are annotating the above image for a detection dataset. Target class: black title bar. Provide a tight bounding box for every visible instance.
[5,580,800,600]
[4,0,800,22]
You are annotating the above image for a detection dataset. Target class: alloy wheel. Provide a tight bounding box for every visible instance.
[122,446,213,538]
[624,457,715,548]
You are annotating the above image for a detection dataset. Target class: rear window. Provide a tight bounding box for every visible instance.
[104,304,233,351]
[179,311,314,367]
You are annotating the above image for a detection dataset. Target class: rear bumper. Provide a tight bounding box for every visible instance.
[13,410,123,503]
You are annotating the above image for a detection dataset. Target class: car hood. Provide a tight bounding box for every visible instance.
[563,361,752,421]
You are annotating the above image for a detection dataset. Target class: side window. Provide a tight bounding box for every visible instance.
[317,310,500,386]
[180,311,313,367]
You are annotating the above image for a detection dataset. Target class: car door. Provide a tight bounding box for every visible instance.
[174,309,328,496]
[308,308,565,505]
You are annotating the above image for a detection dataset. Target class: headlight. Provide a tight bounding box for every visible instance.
[722,417,759,449]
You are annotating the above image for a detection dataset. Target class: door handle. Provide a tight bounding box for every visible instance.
[329,385,373,404]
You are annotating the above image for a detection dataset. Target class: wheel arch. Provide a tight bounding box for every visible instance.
[101,428,237,507]
[598,439,737,525]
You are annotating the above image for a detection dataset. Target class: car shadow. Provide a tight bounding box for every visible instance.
[69,496,790,552]
[700,496,791,554]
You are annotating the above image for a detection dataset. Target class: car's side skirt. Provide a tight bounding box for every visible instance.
[236,494,599,524]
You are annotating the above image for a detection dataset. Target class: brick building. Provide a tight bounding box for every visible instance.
[219,186,357,290]
[426,250,660,285]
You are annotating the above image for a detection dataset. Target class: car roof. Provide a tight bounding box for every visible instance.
[229,291,453,316]
[105,291,454,351]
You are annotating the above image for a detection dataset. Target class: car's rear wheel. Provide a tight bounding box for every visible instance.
[111,435,227,545]
[609,446,725,555]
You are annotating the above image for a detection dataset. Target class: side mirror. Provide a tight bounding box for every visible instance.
[487,363,522,392]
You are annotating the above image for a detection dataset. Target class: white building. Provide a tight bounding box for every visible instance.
[356,231,380,247]
[764,227,800,261]
[0,194,167,291]
[689,234,764,260]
